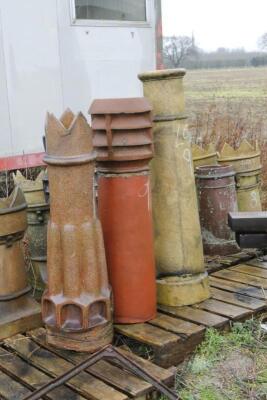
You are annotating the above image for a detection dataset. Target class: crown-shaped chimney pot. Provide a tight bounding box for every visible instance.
[219,140,260,159]
[44,111,95,165]
[60,108,76,129]
[192,143,216,157]
[43,109,113,351]
[191,143,218,170]
[13,170,46,205]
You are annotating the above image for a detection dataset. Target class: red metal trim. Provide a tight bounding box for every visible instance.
[0,152,45,171]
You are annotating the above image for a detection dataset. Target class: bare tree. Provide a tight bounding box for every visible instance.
[258,33,267,51]
[163,35,197,67]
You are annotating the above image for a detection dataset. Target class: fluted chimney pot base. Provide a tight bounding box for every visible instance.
[46,322,113,352]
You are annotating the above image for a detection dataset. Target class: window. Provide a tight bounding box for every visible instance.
[74,0,147,22]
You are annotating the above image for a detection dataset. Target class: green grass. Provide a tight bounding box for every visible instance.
[159,319,267,400]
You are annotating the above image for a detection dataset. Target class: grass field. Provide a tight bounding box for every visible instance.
[184,66,267,209]
[185,67,267,100]
[184,67,267,148]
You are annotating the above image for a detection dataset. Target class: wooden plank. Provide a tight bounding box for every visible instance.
[29,327,174,386]
[4,335,127,400]
[158,304,229,328]
[205,259,223,274]
[231,264,267,279]
[118,347,174,384]
[149,313,205,338]
[210,286,267,311]
[194,298,252,321]
[0,296,41,340]
[0,369,31,400]
[28,328,152,399]
[210,276,267,300]
[228,251,255,261]
[74,359,150,398]
[115,323,179,348]
[148,313,205,363]
[205,252,255,273]
[215,256,236,266]
[0,346,86,400]
[245,259,267,269]
[115,323,182,368]
[212,269,267,290]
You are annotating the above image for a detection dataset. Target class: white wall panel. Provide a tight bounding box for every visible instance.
[57,0,156,116]
[0,0,156,157]
[0,9,12,156]
[0,0,63,155]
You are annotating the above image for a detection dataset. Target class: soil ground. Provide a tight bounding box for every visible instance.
[161,319,267,400]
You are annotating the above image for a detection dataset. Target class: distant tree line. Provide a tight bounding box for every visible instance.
[258,32,267,51]
[163,33,267,69]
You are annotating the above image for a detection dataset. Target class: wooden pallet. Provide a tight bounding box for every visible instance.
[0,328,175,400]
[205,250,256,273]
[115,258,267,368]
[1,256,266,399]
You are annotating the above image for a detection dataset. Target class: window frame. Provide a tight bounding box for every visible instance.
[69,0,152,27]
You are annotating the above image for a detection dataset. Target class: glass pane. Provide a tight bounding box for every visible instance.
[75,0,146,21]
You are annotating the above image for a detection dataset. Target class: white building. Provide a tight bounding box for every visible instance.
[0,0,162,170]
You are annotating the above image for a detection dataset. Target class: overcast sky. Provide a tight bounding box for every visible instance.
[162,0,267,51]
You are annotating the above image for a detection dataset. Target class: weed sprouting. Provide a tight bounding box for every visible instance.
[159,319,267,400]
[197,328,226,361]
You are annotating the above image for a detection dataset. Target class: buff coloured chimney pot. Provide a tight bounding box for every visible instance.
[138,69,210,306]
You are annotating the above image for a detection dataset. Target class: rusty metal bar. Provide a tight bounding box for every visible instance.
[21,345,178,400]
